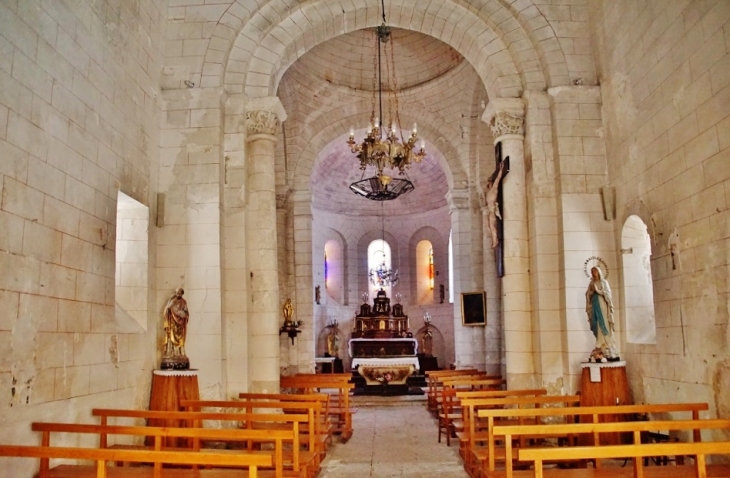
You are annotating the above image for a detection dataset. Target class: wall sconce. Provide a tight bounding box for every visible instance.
[279,298,303,345]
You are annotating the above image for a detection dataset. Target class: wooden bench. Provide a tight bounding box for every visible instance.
[455,390,549,465]
[474,402,710,478]
[237,392,334,451]
[506,419,730,478]
[90,409,309,478]
[176,400,323,476]
[280,374,356,441]
[426,369,480,412]
[461,394,582,477]
[437,378,507,446]
[24,421,277,478]
[426,371,498,415]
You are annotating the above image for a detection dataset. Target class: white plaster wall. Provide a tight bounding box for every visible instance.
[0,0,164,474]
[591,0,730,414]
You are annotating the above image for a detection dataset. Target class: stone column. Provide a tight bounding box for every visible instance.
[245,97,287,393]
[483,98,535,388]
[291,190,315,373]
[447,189,485,370]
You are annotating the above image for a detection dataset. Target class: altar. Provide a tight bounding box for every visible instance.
[348,290,422,394]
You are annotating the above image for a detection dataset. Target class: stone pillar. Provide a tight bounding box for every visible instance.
[245,97,287,393]
[447,189,485,370]
[291,190,315,373]
[483,98,535,388]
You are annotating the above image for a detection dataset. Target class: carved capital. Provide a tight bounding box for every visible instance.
[245,96,287,140]
[489,111,525,137]
[246,109,281,136]
[482,97,525,139]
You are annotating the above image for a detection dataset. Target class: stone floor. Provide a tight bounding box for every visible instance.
[319,397,469,477]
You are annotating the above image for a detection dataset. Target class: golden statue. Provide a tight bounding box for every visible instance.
[283,298,294,325]
[161,288,190,369]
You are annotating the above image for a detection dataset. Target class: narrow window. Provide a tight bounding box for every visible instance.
[621,215,656,344]
[115,192,149,330]
[368,239,394,299]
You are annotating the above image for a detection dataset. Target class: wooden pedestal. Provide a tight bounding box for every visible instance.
[147,369,200,447]
[580,361,631,445]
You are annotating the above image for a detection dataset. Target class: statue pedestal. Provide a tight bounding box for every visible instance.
[147,369,200,447]
[580,361,631,445]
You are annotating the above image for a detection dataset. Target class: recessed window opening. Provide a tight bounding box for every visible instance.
[115,191,149,331]
[368,239,393,299]
[416,240,434,304]
[621,215,656,344]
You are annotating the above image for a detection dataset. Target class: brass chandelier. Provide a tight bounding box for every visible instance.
[348,2,426,201]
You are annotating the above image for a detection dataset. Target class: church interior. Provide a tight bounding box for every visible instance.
[1,0,730,476]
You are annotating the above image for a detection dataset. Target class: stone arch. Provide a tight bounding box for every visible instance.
[202,0,570,99]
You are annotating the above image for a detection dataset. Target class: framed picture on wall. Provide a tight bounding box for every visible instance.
[461,291,487,326]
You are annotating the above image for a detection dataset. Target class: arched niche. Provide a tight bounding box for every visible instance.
[621,215,657,344]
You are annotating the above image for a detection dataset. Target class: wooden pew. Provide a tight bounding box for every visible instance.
[426,370,496,415]
[474,402,710,478]
[426,369,480,412]
[237,392,334,451]
[427,370,490,414]
[90,409,309,478]
[461,394,582,478]
[280,374,356,441]
[177,400,322,476]
[508,419,730,478]
[25,421,277,478]
[455,389,549,468]
[437,378,506,446]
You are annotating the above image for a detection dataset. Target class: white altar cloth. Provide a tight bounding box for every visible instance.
[351,356,420,371]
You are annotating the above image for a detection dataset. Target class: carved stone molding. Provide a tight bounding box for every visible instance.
[489,111,525,137]
[482,97,525,140]
[245,96,287,140]
[246,109,281,136]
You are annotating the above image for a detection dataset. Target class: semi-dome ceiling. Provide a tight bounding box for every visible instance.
[292,27,464,92]
[310,137,448,216]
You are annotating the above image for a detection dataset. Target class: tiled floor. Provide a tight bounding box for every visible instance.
[319,400,469,477]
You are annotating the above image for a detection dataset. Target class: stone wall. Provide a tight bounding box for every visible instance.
[591,0,730,414]
[0,0,165,475]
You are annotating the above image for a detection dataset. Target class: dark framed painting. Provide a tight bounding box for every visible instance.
[461,291,487,326]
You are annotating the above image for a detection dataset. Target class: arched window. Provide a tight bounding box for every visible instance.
[448,230,454,304]
[324,240,342,304]
[416,240,434,304]
[368,239,393,299]
[621,215,656,344]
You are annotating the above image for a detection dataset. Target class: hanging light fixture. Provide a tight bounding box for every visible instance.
[348,0,426,201]
[369,203,399,286]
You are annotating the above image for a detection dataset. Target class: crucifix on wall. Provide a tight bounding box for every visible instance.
[486,142,509,277]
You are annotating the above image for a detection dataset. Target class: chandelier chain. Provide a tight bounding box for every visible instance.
[346,0,426,201]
